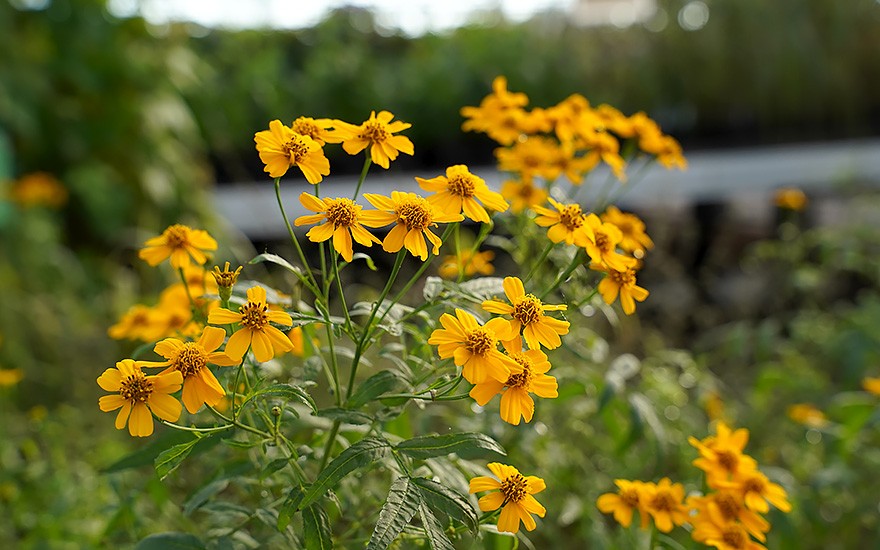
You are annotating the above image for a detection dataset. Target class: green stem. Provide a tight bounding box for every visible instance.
[177,267,200,321]
[206,404,272,438]
[332,251,354,336]
[273,178,322,298]
[523,241,554,283]
[161,421,234,434]
[454,223,463,280]
[318,420,341,471]
[345,251,406,400]
[352,156,372,200]
[540,249,586,300]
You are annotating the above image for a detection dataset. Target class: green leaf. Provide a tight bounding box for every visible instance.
[261,457,292,480]
[299,437,391,510]
[154,434,218,481]
[102,429,194,473]
[348,252,378,271]
[412,478,479,535]
[417,498,455,550]
[367,477,420,550]
[183,479,229,516]
[347,371,403,409]
[277,486,305,532]
[303,503,333,550]
[134,532,206,550]
[316,407,375,425]
[242,383,317,413]
[249,253,302,276]
[396,433,506,460]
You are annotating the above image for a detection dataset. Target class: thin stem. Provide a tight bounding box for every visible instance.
[523,241,554,283]
[352,156,372,200]
[206,404,272,438]
[331,251,354,335]
[177,267,200,320]
[540,249,586,300]
[161,421,234,434]
[273,178,322,297]
[454,223,463,280]
[318,420,341,471]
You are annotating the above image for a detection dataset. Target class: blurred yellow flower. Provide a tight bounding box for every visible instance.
[533,198,594,247]
[596,479,650,529]
[863,376,880,396]
[469,347,557,425]
[500,179,548,214]
[9,172,68,208]
[294,193,381,262]
[139,224,217,270]
[427,308,517,384]
[495,136,564,183]
[699,522,767,550]
[717,469,791,514]
[361,191,463,260]
[601,206,654,256]
[786,403,828,428]
[688,422,758,487]
[417,165,509,224]
[0,369,23,387]
[583,213,638,271]
[591,263,649,315]
[438,249,495,280]
[482,276,569,350]
[333,111,414,169]
[108,304,165,342]
[460,76,530,145]
[254,120,330,183]
[208,286,293,362]
[97,359,182,437]
[469,463,546,533]
[774,188,808,211]
[689,491,769,544]
[140,326,237,414]
[642,478,689,533]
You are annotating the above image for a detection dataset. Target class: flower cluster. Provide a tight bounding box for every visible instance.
[597,423,792,549]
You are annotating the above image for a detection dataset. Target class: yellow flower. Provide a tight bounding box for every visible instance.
[636,119,687,170]
[294,193,381,262]
[254,120,330,183]
[642,478,689,533]
[211,262,243,299]
[583,213,638,271]
[469,463,546,533]
[290,116,340,146]
[863,376,880,396]
[152,284,204,339]
[787,403,829,428]
[139,224,218,270]
[9,172,68,208]
[108,304,159,341]
[500,179,548,214]
[460,76,531,145]
[438,249,495,279]
[469,346,557,425]
[591,263,649,315]
[717,470,792,514]
[688,422,758,487]
[482,276,569,350]
[427,309,518,384]
[532,198,594,247]
[97,359,183,437]
[596,479,650,529]
[600,206,654,257]
[0,369,23,387]
[495,136,564,183]
[140,326,238,414]
[360,191,463,261]
[546,93,592,143]
[580,131,627,182]
[689,491,770,544]
[700,522,767,550]
[774,188,808,211]
[417,165,509,224]
[287,327,307,358]
[333,111,414,169]
[207,286,293,362]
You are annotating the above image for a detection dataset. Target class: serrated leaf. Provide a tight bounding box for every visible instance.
[303,503,333,550]
[396,433,505,460]
[102,430,194,473]
[413,478,479,535]
[242,383,317,413]
[183,479,229,516]
[277,486,305,531]
[155,434,218,481]
[134,532,206,550]
[417,498,455,550]
[316,407,375,425]
[423,276,444,301]
[347,371,403,409]
[299,437,391,510]
[367,477,420,550]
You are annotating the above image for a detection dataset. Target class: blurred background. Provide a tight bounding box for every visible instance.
[1,0,879,547]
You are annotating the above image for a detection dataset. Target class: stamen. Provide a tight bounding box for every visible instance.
[512,295,543,326]
[239,301,270,329]
[396,197,433,231]
[448,174,476,198]
[360,121,389,142]
[465,328,495,355]
[559,204,584,230]
[325,198,359,228]
[120,371,154,403]
[174,344,207,378]
[500,473,528,503]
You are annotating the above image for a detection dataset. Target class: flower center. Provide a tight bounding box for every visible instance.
[164,225,189,248]
[283,134,310,164]
[742,476,765,495]
[559,204,584,230]
[360,121,389,143]
[325,198,359,228]
[715,493,740,521]
[620,488,640,508]
[465,328,495,356]
[649,490,676,512]
[238,301,270,330]
[716,450,739,473]
[167,311,188,330]
[396,197,433,232]
[518,184,535,199]
[292,117,321,141]
[512,294,543,326]
[595,230,612,252]
[505,363,533,389]
[120,371,153,403]
[608,268,636,286]
[448,174,476,198]
[174,344,207,378]
[720,525,748,549]
[500,473,528,503]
